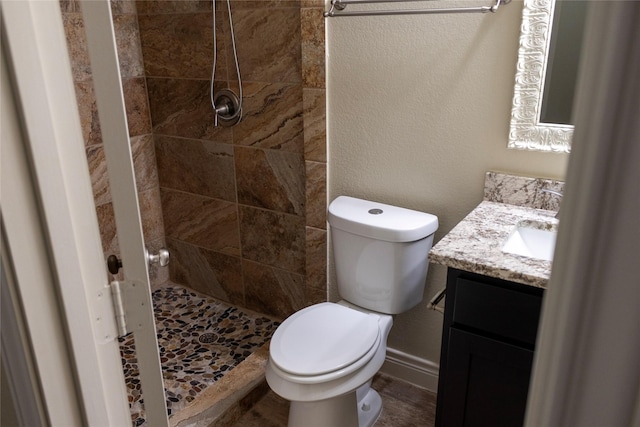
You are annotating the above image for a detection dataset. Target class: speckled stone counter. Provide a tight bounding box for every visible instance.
[429,201,557,288]
[429,172,564,288]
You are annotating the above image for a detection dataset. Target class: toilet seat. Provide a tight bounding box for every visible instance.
[270,303,380,378]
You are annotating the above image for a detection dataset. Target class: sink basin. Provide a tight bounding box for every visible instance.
[502,220,558,261]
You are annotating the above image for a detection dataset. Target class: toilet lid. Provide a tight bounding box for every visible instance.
[270,303,380,376]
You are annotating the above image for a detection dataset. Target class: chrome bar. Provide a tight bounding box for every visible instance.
[338,0,446,5]
[326,6,493,17]
[428,287,446,314]
[324,0,509,18]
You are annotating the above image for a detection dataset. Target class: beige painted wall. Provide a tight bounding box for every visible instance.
[326,0,569,365]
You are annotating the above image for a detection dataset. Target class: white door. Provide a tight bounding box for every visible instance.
[81,2,170,426]
[1,1,169,425]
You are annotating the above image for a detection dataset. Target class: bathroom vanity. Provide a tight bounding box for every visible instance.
[429,173,561,427]
[434,268,543,427]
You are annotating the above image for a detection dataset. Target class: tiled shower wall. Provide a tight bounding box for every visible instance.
[61,0,168,286]
[137,0,327,319]
[62,0,327,320]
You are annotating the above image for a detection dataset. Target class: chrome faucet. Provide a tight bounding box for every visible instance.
[541,188,563,219]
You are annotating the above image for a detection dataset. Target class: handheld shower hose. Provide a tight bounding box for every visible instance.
[211,0,243,126]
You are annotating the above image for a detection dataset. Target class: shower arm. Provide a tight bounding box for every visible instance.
[324,0,510,17]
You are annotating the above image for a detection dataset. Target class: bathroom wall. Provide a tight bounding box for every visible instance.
[61,0,326,320]
[61,0,167,286]
[327,1,570,373]
[136,0,327,319]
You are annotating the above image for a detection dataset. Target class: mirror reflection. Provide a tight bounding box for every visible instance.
[540,0,588,125]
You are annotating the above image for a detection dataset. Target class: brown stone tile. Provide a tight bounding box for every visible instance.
[232,8,301,83]
[166,238,244,305]
[74,80,102,146]
[372,374,437,427]
[112,13,145,78]
[301,8,325,89]
[87,136,159,207]
[110,0,138,15]
[155,135,236,202]
[243,260,305,319]
[139,186,165,243]
[59,0,78,13]
[301,0,322,8]
[305,226,326,292]
[147,77,233,142]
[161,189,241,256]
[232,81,303,153]
[136,0,212,15]
[95,202,119,255]
[138,12,221,80]
[86,144,111,206]
[200,380,271,427]
[303,88,326,162]
[306,285,326,306]
[239,206,305,274]
[123,78,152,136]
[229,0,300,10]
[62,13,92,81]
[374,373,434,409]
[145,237,170,287]
[230,388,290,427]
[131,134,159,193]
[230,374,436,427]
[305,161,326,228]
[170,345,273,427]
[235,147,305,216]
[214,2,234,81]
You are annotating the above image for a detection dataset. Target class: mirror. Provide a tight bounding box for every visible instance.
[508,0,588,153]
[540,1,588,125]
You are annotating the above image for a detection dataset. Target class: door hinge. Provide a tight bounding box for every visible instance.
[95,280,148,343]
[110,280,128,337]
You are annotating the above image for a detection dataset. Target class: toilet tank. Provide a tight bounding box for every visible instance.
[328,196,439,314]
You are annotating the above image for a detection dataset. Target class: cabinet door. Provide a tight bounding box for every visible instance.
[441,328,534,427]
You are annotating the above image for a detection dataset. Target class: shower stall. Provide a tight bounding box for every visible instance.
[59,0,327,423]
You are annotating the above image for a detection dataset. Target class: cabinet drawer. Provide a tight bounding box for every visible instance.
[452,278,542,346]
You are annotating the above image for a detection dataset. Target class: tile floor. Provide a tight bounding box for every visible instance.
[119,283,437,426]
[232,373,437,427]
[119,283,279,426]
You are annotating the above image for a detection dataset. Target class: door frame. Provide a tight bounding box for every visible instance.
[0,1,151,425]
[80,1,169,424]
[525,3,640,426]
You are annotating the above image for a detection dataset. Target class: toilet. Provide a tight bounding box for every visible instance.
[266,196,438,427]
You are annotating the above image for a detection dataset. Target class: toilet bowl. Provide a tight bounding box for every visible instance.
[265,196,438,427]
[266,302,393,427]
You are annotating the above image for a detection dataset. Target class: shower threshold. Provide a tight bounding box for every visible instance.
[119,283,279,426]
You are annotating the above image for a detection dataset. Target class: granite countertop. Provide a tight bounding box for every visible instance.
[429,201,558,288]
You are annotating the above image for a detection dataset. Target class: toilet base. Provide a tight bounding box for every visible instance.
[358,387,382,427]
[287,385,382,427]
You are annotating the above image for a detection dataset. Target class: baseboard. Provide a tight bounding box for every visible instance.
[380,347,440,392]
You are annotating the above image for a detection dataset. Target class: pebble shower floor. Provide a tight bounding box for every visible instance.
[119,284,279,426]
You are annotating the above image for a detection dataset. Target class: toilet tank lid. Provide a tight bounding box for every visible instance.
[328,196,439,243]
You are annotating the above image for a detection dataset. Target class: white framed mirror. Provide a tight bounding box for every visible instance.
[508,0,586,153]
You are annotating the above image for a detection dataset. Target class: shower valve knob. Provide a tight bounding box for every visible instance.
[213,89,242,126]
[146,248,170,267]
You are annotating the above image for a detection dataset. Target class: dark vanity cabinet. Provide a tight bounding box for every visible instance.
[435,268,544,427]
